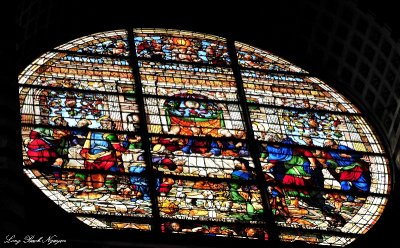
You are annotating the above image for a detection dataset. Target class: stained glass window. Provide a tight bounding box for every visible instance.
[18,28,391,247]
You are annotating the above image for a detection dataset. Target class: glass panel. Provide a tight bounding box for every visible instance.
[242,70,359,113]
[267,185,387,234]
[20,88,139,132]
[77,217,152,230]
[144,97,246,137]
[18,52,134,93]
[21,126,145,173]
[24,169,152,217]
[151,135,253,178]
[21,75,133,94]
[280,231,355,246]
[55,30,129,56]
[139,61,237,101]
[161,221,268,239]
[157,178,265,223]
[134,28,230,65]
[260,142,390,195]
[235,41,307,73]
[250,107,385,154]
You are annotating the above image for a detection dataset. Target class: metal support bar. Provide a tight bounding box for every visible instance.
[127,27,161,235]
[227,38,281,245]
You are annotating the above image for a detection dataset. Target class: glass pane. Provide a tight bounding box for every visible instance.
[24,169,153,217]
[250,107,385,154]
[139,61,237,101]
[77,217,152,230]
[242,70,359,113]
[279,231,355,246]
[236,41,307,73]
[157,178,265,223]
[134,28,230,65]
[267,185,387,234]
[55,30,129,56]
[20,88,139,132]
[21,126,145,173]
[144,97,246,137]
[260,142,390,195]
[151,135,253,178]
[18,52,134,93]
[161,221,268,239]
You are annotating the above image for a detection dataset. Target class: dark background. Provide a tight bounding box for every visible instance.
[9,0,400,248]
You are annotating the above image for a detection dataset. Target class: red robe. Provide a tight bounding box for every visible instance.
[27,130,57,163]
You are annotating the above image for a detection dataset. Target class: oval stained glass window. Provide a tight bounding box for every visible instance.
[18,28,391,246]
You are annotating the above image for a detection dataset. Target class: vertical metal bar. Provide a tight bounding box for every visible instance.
[127,27,161,235]
[226,38,280,245]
